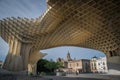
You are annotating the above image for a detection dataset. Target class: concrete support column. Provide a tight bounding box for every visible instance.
[20,43,32,70]
[3,38,32,72]
[28,63,37,75]
[107,47,120,64]
[3,36,14,70]
[108,56,120,64]
[115,48,120,56]
[107,48,120,74]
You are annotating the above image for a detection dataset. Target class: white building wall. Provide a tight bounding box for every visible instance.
[96,57,108,73]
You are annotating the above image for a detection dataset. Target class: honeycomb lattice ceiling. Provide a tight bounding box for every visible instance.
[0,0,120,56]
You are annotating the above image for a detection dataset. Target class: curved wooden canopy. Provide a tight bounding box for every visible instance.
[0,0,120,71]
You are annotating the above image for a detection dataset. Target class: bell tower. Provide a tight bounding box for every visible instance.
[67,51,72,61]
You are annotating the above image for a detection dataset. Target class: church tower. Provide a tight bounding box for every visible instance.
[66,51,72,61]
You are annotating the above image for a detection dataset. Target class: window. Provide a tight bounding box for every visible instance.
[95,67,96,70]
[70,64,71,67]
[98,63,100,65]
[94,62,96,66]
[103,67,106,70]
[103,62,105,65]
[76,63,79,67]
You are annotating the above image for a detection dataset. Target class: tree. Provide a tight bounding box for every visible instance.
[56,62,64,69]
[44,61,54,72]
[37,59,64,74]
[37,59,50,74]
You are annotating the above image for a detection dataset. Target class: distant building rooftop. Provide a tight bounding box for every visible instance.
[92,56,98,58]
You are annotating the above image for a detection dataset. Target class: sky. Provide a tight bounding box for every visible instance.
[0,0,105,62]
[0,0,47,19]
[41,47,105,61]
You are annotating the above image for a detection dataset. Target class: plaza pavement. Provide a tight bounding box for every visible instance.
[1,74,120,80]
[0,69,120,80]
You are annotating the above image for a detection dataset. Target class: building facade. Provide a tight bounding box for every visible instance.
[90,56,108,73]
[67,59,91,73]
[57,52,91,73]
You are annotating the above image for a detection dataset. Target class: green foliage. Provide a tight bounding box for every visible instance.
[44,61,54,72]
[37,59,49,74]
[56,62,64,68]
[40,72,46,76]
[29,72,33,76]
[37,59,63,74]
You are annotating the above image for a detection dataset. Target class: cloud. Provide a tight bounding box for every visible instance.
[0,0,47,19]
